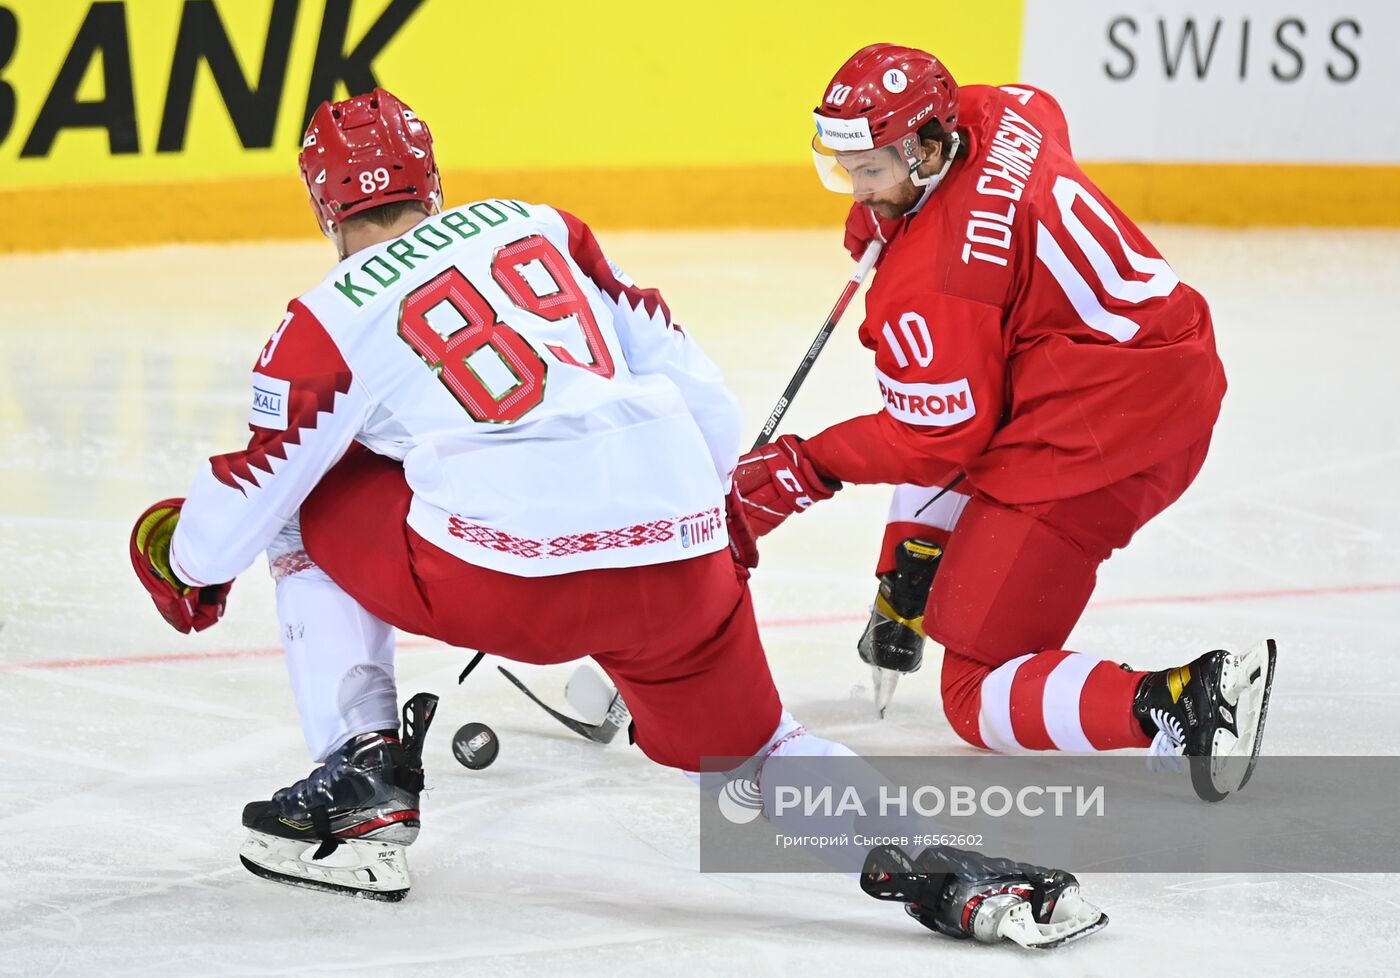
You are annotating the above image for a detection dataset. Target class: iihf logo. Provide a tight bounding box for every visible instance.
[679,510,723,550]
[717,778,763,824]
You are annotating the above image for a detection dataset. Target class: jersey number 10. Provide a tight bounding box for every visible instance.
[397,234,616,423]
[1035,175,1179,342]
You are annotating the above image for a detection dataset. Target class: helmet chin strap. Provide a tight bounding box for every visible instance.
[905,132,961,214]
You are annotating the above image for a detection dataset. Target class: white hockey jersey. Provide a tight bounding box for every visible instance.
[170,201,742,583]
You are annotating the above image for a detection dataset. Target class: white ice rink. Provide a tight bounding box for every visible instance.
[2,226,1398,976]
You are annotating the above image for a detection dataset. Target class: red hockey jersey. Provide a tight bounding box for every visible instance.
[803,84,1226,504]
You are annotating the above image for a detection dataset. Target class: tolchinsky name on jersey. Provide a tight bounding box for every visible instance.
[960,93,1045,270]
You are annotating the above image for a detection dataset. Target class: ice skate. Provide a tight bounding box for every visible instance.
[861,845,1108,949]
[857,538,942,718]
[1134,640,1277,802]
[240,692,438,901]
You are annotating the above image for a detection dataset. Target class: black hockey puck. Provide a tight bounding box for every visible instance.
[452,722,499,770]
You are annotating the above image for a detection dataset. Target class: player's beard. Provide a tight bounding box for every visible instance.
[864,179,924,221]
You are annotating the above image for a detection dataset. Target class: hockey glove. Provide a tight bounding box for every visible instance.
[843,202,900,262]
[733,434,841,537]
[129,498,232,633]
[724,485,759,575]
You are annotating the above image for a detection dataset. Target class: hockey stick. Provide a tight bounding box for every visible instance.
[751,239,882,450]
[457,653,629,745]
[497,665,631,745]
[499,249,881,740]
[912,473,967,518]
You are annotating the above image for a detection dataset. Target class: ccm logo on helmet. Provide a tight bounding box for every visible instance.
[906,103,936,128]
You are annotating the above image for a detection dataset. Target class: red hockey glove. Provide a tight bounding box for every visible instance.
[725,485,759,576]
[129,498,232,633]
[844,203,900,261]
[733,435,841,537]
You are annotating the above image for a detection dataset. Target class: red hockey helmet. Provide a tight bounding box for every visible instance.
[299,88,442,235]
[811,44,959,196]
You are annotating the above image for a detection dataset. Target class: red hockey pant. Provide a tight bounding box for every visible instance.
[299,451,782,772]
[894,437,1211,746]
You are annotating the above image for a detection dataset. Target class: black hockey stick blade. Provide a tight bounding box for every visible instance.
[497,665,623,744]
[457,650,486,684]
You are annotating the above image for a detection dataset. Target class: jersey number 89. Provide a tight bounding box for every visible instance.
[397,235,614,423]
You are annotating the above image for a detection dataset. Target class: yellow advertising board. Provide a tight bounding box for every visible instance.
[0,0,1022,248]
[2,0,1396,250]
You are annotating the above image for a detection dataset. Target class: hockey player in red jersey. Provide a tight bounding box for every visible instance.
[127,88,1109,947]
[734,44,1276,799]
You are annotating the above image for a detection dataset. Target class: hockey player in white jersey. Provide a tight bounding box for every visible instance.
[128,88,1107,948]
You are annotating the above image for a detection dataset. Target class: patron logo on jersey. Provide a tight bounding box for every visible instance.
[874,369,976,428]
[249,374,291,431]
[680,510,724,549]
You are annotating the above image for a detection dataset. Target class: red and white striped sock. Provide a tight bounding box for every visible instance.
[944,650,1151,752]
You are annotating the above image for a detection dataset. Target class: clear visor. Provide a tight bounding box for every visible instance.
[811,139,915,196]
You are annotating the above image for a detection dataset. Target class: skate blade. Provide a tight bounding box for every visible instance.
[1192,639,1278,802]
[872,667,901,719]
[997,896,1110,949]
[1026,912,1110,950]
[1233,638,1277,791]
[239,830,411,901]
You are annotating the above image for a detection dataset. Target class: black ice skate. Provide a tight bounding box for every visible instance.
[857,538,943,718]
[1133,640,1277,802]
[861,845,1108,949]
[239,692,438,901]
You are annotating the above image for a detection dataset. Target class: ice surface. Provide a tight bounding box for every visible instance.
[2,227,1398,976]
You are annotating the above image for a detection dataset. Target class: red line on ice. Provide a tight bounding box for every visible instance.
[4,581,1397,673]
